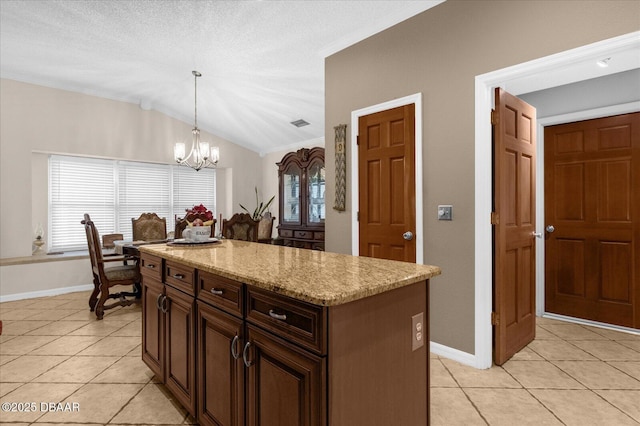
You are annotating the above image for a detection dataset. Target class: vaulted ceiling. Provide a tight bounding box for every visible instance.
[0,0,444,154]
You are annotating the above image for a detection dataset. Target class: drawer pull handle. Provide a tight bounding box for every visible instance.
[210,288,224,295]
[231,335,240,360]
[268,309,287,321]
[172,273,185,279]
[146,264,156,269]
[242,341,253,367]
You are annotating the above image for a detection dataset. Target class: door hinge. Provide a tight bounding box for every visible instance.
[491,211,499,225]
[357,211,360,221]
[491,311,499,326]
[356,135,360,145]
[491,109,498,126]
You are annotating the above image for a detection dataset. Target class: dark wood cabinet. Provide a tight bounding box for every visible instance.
[245,324,326,426]
[197,301,244,426]
[141,253,197,417]
[164,284,196,416]
[277,147,325,250]
[141,276,164,381]
[142,249,431,426]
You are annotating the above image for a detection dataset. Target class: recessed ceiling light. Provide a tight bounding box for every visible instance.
[597,57,611,68]
[291,119,310,128]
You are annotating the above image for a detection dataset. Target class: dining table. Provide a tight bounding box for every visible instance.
[113,239,169,257]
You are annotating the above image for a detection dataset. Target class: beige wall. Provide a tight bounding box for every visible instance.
[0,79,263,297]
[324,0,640,354]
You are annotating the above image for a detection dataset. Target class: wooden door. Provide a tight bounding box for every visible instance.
[165,285,197,416]
[493,88,537,365]
[142,277,164,381]
[245,325,326,426]
[545,112,640,329]
[358,104,416,262]
[197,301,245,426]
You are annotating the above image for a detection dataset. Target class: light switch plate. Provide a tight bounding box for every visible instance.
[438,205,452,220]
[412,312,424,351]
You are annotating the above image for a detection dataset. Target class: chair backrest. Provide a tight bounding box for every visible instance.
[82,213,103,275]
[222,213,259,242]
[258,212,275,242]
[174,213,216,239]
[132,213,167,241]
[102,233,123,249]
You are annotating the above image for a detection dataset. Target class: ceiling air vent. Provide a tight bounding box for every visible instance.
[290,119,310,128]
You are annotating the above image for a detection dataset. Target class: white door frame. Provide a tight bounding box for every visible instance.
[350,93,424,263]
[474,32,640,369]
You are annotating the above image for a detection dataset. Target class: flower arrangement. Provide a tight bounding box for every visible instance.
[186,204,214,227]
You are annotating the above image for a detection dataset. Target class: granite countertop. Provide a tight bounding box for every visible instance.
[139,240,441,306]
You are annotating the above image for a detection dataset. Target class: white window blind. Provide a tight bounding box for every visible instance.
[173,166,216,222]
[118,161,171,240]
[49,155,216,252]
[50,156,116,252]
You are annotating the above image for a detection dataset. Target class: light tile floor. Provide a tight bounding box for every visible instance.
[1,290,639,425]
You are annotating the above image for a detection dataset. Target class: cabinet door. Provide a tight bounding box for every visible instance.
[245,325,326,426]
[307,160,325,225]
[197,301,244,426]
[165,285,197,416]
[281,164,302,225]
[142,277,164,381]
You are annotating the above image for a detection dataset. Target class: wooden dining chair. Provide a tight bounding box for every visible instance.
[82,214,141,320]
[257,212,275,244]
[222,213,259,242]
[174,213,216,239]
[132,213,167,241]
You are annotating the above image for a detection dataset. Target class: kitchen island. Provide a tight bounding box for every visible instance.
[139,240,440,426]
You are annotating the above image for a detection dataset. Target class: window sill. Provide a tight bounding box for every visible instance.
[0,250,89,267]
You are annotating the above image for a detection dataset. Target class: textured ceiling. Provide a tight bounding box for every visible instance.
[0,0,443,155]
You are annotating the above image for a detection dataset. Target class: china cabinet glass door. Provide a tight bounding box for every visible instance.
[307,162,325,224]
[283,166,301,224]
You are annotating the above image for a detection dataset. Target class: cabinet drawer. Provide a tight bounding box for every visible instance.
[293,230,312,239]
[165,261,195,295]
[246,286,327,355]
[140,254,163,281]
[197,271,243,317]
[279,229,293,238]
[313,232,325,241]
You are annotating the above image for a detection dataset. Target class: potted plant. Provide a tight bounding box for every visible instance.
[240,187,275,221]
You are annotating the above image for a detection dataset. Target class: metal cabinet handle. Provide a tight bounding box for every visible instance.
[156,293,163,310]
[172,273,185,279]
[161,295,169,313]
[269,309,287,321]
[145,263,156,269]
[210,288,224,295]
[231,335,240,360]
[242,341,253,367]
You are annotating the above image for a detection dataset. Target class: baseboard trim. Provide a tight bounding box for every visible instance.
[430,341,482,368]
[0,283,93,303]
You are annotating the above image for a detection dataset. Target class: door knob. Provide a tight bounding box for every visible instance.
[532,232,542,238]
[545,225,555,233]
[403,231,414,241]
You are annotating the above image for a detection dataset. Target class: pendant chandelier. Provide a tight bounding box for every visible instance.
[174,70,220,171]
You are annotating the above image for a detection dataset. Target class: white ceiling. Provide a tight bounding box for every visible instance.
[0,0,444,155]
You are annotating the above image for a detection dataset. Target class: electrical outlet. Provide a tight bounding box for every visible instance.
[412,312,424,351]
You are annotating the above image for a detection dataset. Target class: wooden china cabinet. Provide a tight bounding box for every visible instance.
[277,147,325,250]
